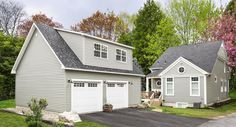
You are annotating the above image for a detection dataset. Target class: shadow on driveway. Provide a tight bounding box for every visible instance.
[80,108,208,127]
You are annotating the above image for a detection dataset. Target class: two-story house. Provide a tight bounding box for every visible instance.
[11,23,144,113]
[146,42,230,108]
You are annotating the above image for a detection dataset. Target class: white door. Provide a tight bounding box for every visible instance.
[72,81,103,114]
[106,81,128,109]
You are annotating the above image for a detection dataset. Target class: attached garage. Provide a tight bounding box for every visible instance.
[106,81,128,109]
[71,79,103,114]
[71,79,129,113]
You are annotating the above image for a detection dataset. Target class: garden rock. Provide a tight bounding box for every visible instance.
[59,112,81,123]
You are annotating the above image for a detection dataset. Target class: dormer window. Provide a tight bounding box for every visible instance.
[116,49,126,62]
[94,43,107,59]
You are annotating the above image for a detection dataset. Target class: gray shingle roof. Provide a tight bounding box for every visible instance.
[36,23,144,76]
[147,41,222,77]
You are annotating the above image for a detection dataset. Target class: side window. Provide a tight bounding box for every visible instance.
[214,75,217,83]
[220,79,224,92]
[190,77,200,96]
[94,43,107,58]
[116,49,126,62]
[166,78,174,96]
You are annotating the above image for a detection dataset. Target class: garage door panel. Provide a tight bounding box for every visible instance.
[72,82,103,113]
[106,82,128,109]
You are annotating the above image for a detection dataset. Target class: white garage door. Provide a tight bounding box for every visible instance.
[72,80,103,114]
[106,81,128,109]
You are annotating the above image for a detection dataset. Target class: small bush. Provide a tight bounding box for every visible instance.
[25,98,48,127]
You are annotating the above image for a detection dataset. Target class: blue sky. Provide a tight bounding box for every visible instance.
[15,0,230,28]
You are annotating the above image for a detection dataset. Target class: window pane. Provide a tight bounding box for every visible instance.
[101,52,107,58]
[167,83,173,89]
[116,49,121,55]
[102,45,107,52]
[107,83,115,87]
[167,89,173,94]
[116,55,121,61]
[122,50,126,56]
[94,44,100,50]
[167,78,173,82]
[94,50,100,57]
[191,77,198,81]
[192,82,198,89]
[122,56,126,62]
[192,89,199,95]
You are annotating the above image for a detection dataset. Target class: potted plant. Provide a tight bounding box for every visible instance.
[103,103,113,112]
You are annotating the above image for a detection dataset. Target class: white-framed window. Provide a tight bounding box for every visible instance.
[117,83,124,87]
[107,83,115,87]
[165,78,174,96]
[94,43,108,58]
[224,80,227,92]
[116,49,126,62]
[74,83,84,87]
[214,75,217,83]
[178,66,185,73]
[220,79,224,92]
[88,83,97,87]
[190,77,200,96]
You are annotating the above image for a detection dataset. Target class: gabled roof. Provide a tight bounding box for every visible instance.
[147,41,223,77]
[12,23,144,77]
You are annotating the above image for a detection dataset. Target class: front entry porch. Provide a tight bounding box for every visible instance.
[141,77,162,105]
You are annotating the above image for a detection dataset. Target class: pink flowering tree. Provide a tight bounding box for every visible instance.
[209,13,236,74]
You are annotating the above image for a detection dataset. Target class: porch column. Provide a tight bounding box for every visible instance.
[146,77,149,92]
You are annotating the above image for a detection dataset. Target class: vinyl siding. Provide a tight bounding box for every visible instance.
[162,59,205,106]
[15,29,67,112]
[65,70,141,111]
[207,58,229,104]
[57,30,133,70]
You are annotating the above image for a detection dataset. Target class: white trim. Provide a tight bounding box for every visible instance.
[161,74,204,78]
[11,23,65,74]
[161,77,164,100]
[159,57,209,76]
[71,79,103,83]
[71,82,74,111]
[93,42,108,59]
[190,76,200,96]
[55,27,134,49]
[146,77,149,92]
[64,67,145,77]
[116,48,127,63]
[220,79,224,93]
[177,66,185,74]
[165,77,174,96]
[204,75,207,105]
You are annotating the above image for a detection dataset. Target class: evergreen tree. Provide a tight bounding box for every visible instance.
[132,0,164,74]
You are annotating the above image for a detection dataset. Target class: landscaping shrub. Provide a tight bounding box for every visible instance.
[25,98,48,127]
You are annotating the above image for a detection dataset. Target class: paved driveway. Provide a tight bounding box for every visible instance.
[199,113,236,127]
[80,108,208,127]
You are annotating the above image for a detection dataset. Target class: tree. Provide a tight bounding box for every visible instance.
[0,0,24,35]
[0,32,24,100]
[168,0,220,44]
[225,0,236,16]
[145,17,181,69]
[71,11,129,41]
[18,13,63,37]
[132,0,164,74]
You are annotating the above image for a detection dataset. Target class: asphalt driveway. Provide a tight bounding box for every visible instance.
[80,108,208,127]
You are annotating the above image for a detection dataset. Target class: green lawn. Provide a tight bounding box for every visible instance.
[0,100,108,127]
[151,91,236,119]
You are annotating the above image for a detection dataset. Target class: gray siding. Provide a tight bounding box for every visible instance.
[57,31,85,62]
[58,30,133,70]
[163,76,204,105]
[207,58,229,104]
[15,30,67,112]
[162,59,205,106]
[65,70,141,111]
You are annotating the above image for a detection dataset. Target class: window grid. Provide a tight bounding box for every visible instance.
[88,83,97,87]
[116,49,126,62]
[190,77,200,96]
[166,78,174,96]
[94,43,108,58]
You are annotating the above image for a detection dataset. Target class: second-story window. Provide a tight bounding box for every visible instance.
[94,43,107,58]
[116,49,126,62]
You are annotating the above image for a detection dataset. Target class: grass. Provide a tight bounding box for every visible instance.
[0,99,109,127]
[151,90,236,119]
